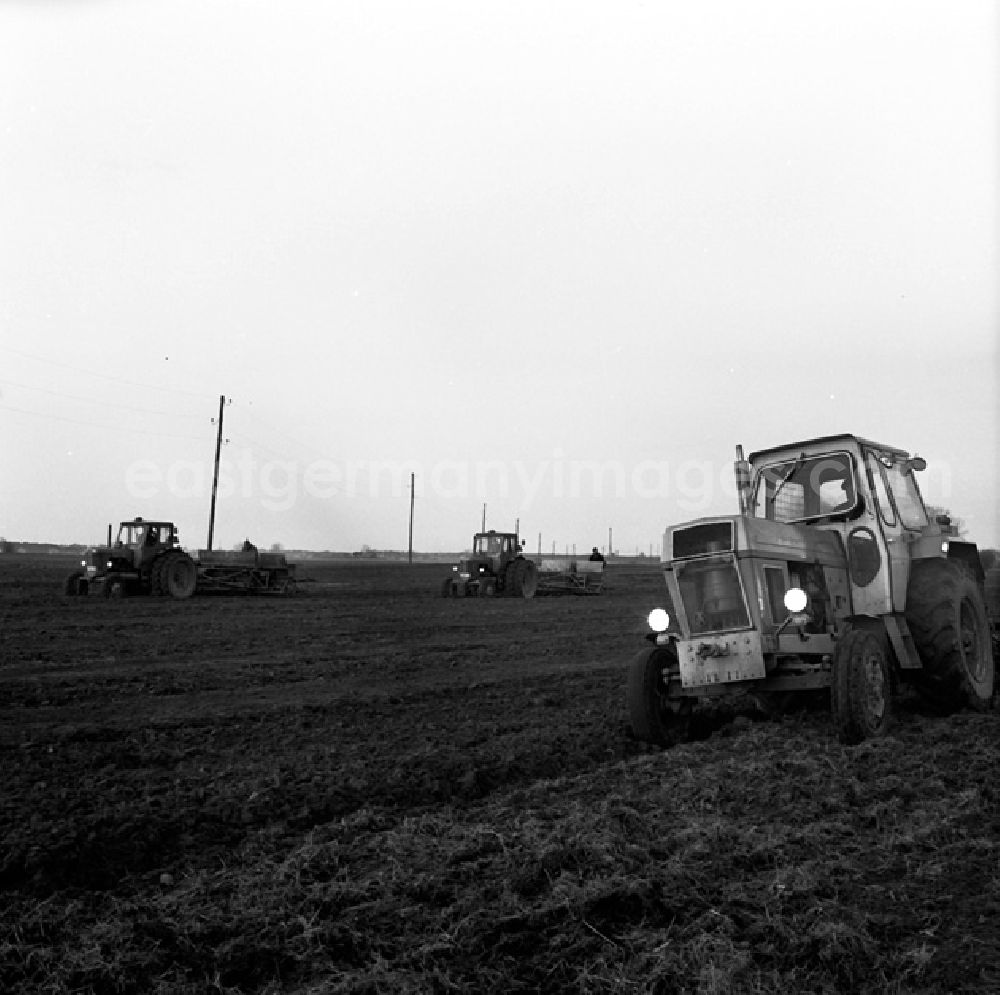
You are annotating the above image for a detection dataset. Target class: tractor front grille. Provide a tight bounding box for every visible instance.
[675,555,750,635]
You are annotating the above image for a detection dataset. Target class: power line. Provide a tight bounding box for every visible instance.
[224,429,291,462]
[241,405,341,463]
[0,345,218,399]
[1,402,207,442]
[0,377,207,420]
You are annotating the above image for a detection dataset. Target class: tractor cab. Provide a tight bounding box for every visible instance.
[472,530,520,570]
[744,434,981,617]
[111,517,179,570]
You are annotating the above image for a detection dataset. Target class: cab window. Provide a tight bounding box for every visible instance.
[883,463,928,530]
[752,452,857,524]
[117,524,143,545]
[865,453,897,528]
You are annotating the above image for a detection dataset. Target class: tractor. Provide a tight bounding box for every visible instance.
[65,517,296,599]
[442,530,539,598]
[628,434,998,746]
[65,517,198,599]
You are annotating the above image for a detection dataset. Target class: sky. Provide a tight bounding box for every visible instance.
[1,0,997,553]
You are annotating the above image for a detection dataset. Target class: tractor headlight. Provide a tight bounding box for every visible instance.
[783,587,808,613]
[781,586,812,628]
[647,608,670,633]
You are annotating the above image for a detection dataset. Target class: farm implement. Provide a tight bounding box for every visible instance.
[628,433,998,747]
[535,556,605,595]
[64,517,296,599]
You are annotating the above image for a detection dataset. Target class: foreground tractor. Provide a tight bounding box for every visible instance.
[64,517,295,599]
[442,530,539,598]
[628,434,998,747]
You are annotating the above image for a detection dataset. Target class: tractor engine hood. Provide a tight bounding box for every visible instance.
[82,545,111,575]
[83,544,136,572]
[664,515,846,567]
[455,555,492,579]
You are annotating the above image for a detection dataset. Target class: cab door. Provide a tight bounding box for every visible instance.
[862,450,909,612]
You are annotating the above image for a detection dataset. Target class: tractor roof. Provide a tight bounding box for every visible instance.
[748,433,911,463]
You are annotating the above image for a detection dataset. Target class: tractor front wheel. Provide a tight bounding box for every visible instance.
[150,553,169,596]
[832,628,893,745]
[63,570,85,596]
[626,645,692,746]
[104,578,127,599]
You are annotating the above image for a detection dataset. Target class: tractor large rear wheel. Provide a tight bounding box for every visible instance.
[626,645,692,746]
[985,565,1000,620]
[509,559,538,599]
[162,551,198,600]
[905,559,994,711]
[831,628,893,745]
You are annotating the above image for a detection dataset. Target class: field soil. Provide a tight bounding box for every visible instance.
[1,554,999,994]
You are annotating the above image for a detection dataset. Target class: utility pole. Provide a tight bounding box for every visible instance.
[482,503,486,532]
[608,527,612,558]
[408,473,415,564]
[207,394,225,551]
[537,532,541,555]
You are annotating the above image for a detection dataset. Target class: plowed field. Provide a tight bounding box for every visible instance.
[1,555,998,994]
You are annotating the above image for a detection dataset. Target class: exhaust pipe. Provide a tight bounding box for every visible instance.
[734,445,752,516]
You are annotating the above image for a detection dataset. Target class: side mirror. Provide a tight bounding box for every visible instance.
[903,456,927,473]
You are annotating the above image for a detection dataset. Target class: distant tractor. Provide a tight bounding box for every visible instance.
[628,434,997,747]
[442,530,539,598]
[64,517,295,599]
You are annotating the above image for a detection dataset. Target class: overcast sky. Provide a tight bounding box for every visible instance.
[2,1,997,553]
